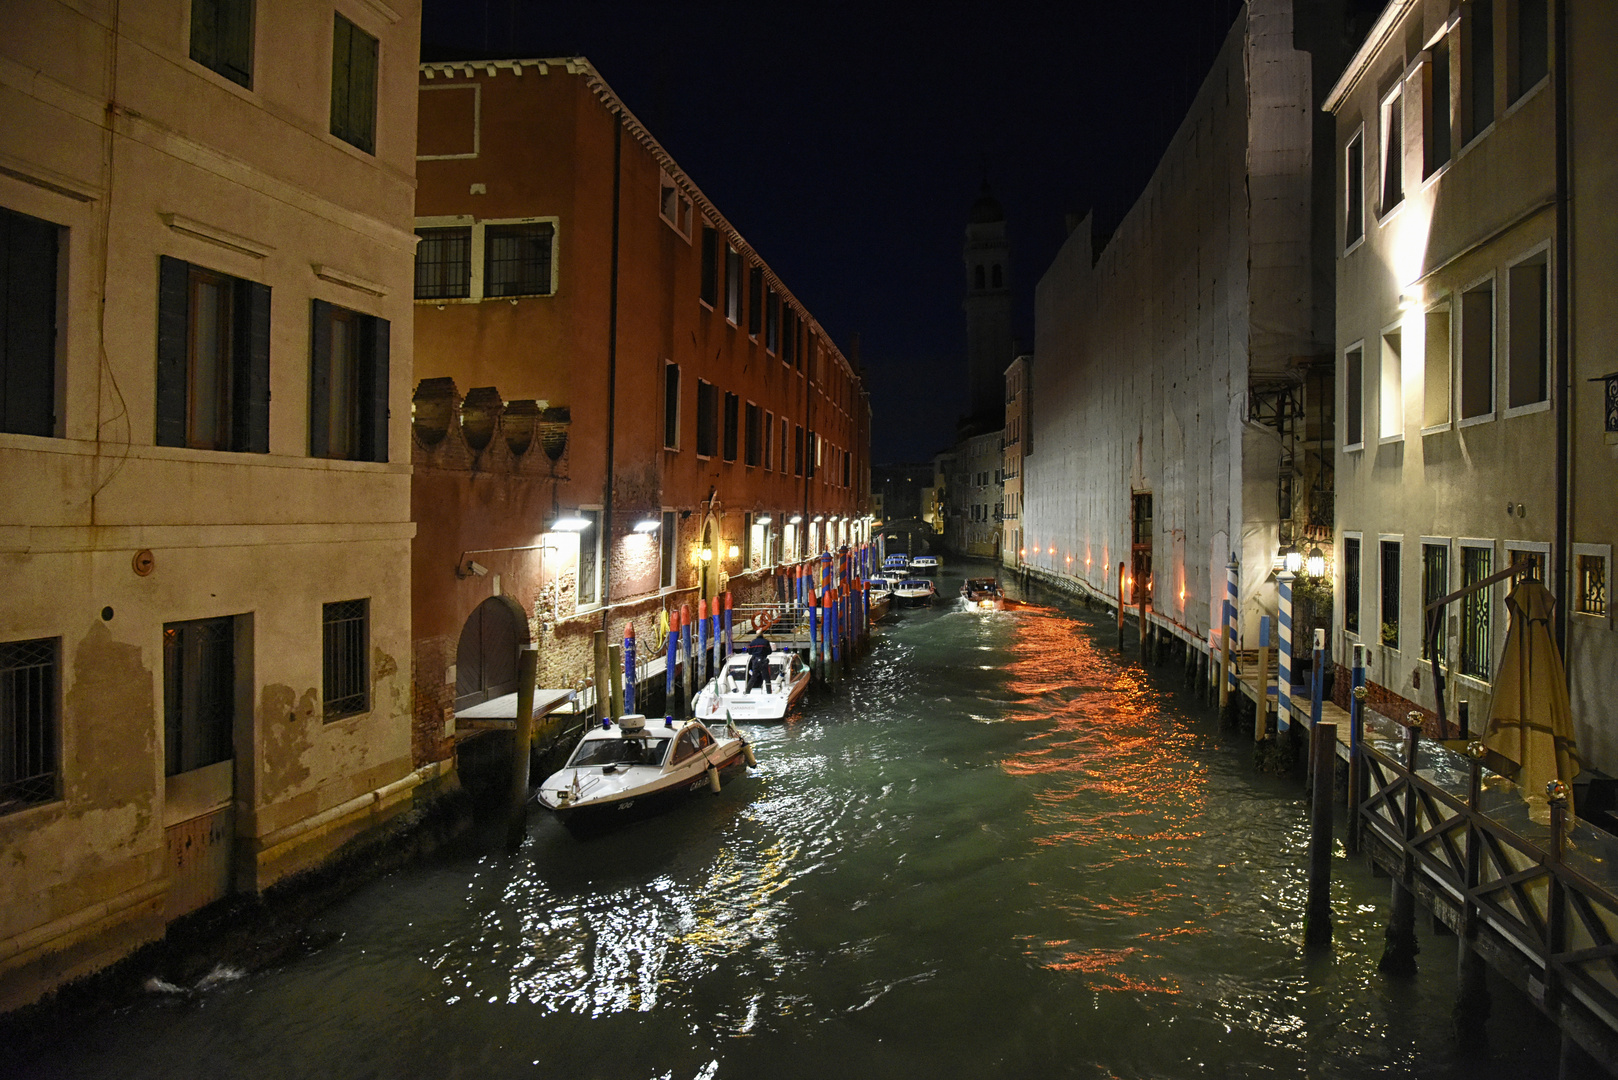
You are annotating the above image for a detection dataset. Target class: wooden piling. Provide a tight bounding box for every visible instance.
[1378,719,1422,976]
[1304,720,1336,947]
[1254,641,1271,742]
[1454,740,1491,1052]
[505,645,539,852]
[592,630,610,723]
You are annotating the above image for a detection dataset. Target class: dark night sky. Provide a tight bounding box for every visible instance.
[421,1,1248,464]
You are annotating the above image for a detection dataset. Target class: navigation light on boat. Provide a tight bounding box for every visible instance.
[665,715,675,727]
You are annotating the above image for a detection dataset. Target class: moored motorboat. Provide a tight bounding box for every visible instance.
[865,576,894,621]
[693,649,812,721]
[536,713,753,831]
[961,577,1005,611]
[882,554,911,576]
[909,554,940,573]
[893,577,936,605]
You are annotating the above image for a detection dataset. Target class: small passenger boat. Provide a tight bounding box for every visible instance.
[536,713,753,831]
[909,554,940,572]
[865,577,894,622]
[893,577,936,605]
[693,649,812,721]
[882,554,912,575]
[961,577,1005,611]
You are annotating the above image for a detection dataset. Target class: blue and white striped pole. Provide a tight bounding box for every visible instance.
[1278,571,1295,732]
[1225,556,1239,702]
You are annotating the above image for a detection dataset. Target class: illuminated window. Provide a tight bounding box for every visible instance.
[1574,547,1609,619]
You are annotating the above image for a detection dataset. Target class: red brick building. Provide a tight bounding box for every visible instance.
[410,57,870,760]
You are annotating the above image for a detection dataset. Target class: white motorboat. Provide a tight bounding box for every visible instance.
[882,554,911,576]
[893,577,936,605]
[536,713,753,831]
[693,649,812,721]
[908,554,940,572]
[961,577,1005,611]
[865,577,894,621]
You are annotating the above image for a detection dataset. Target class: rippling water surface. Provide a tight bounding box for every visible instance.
[19,565,1559,1079]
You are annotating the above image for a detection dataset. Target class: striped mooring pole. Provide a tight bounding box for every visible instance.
[1277,570,1295,732]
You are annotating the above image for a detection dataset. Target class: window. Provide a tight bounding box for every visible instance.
[658,171,692,239]
[1380,329,1403,440]
[309,299,388,462]
[1380,85,1404,215]
[992,264,1003,289]
[660,510,677,589]
[700,226,718,307]
[485,222,554,298]
[1423,305,1452,429]
[1381,540,1401,649]
[843,449,851,488]
[764,412,774,470]
[163,616,236,777]
[330,14,378,154]
[190,0,253,88]
[1507,253,1549,409]
[1344,129,1365,248]
[974,265,986,291]
[722,392,739,462]
[794,424,804,476]
[1344,535,1362,634]
[1506,543,1546,583]
[1424,37,1452,179]
[765,289,780,353]
[1421,542,1450,662]
[414,227,471,299]
[576,509,601,607]
[663,362,680,450]
[1344,345,1365,449]
[1,637,58,812]
[1574,546,1609,619]
[1,206,60,438]
[783,309,796,365]
[725,246,741,323]
[1509,0,1549,103]
[695,379,717,456]
[1460,280,1495,420]
[1465,0,1495,141]
[744,401,761,466]
[807,429,817,478]
[781,423,790,475]
[157,256,270,453]
[1460,544,1493,680]
[322,599,369,720]
[748,266,763,336]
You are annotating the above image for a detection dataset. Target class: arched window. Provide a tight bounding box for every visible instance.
[991,264,1003,288]
[974,265,985,290]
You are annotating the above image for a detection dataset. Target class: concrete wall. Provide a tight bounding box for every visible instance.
[1022,2,1325,649]
[1,0,424,1009]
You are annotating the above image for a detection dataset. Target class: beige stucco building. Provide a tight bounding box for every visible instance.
[1326,0,1615,775]
[0,0,427,1009]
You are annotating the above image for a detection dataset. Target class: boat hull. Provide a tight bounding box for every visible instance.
[549,746,748,833]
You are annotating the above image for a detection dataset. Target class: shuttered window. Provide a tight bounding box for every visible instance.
[156,256,270,453]
[309,299,389,462]
[1,207,60,438]
[723,391,739,462]
[190,0,254,88]
[331,14,378,154]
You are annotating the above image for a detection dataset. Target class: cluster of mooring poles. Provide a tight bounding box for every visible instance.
[1102,555,1618,1075]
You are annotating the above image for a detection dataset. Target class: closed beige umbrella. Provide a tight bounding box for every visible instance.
[1484,580,1581,820]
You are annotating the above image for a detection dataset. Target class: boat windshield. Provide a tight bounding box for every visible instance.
[568,735,672,768]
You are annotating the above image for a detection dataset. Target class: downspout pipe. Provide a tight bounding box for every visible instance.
[1553,0,1571,659]
[601,117,623,633]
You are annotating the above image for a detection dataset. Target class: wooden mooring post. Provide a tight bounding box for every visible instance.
[1346,645,1366,854]
[1454,739,1492,1052]
[1304,720,1336,947]
[505,645,539,851]
[1378,716,1422,976]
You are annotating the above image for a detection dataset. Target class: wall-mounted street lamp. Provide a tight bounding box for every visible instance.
[757,515,772,525]
[1305,546,1326,578]
[633,518,660,533]
[789,514,803,524]
[698,547,713,563]
[813,515,824,522]
[1281,543,1303,574]
[727,544,740,560]
[550,515,590,532]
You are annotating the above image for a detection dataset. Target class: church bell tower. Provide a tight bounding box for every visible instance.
[962,181,1013,431]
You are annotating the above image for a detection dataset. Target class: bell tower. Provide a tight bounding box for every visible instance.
[962,181,1013,430]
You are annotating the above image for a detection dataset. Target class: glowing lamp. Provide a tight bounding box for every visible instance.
[1306,546,1326,578]
[550,516,590,532]
[699,547,713,563]
[789,514,803,524]
[757,515,772,525]
[632,519,660,533]
[727,544,741,560]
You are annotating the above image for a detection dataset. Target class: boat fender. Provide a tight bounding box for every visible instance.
[743,741,757,769]
[707,763,721,793]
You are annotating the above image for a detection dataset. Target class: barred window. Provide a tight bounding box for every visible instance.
[1576,554,1608,618]
[1460,546,1493,680]
[485,223,555,298]
[414,227,471,299]
[323,599,370,720]
[1,637,58,813]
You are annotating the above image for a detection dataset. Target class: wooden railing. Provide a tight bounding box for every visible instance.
[1352,704,1618,1050]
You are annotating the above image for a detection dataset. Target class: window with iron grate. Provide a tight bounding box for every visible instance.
[323,599,370,720]
[1,637,59,813]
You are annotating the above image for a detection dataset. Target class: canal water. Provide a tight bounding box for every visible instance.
[16,563,1560,1079]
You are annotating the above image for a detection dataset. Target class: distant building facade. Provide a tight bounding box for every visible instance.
[1,0,426,1009]
[410,58,870,730]
[1021,0,1346,653]
[1326,0,1616,774]
[1002,354,1030,569]
[943,430,1003,558]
